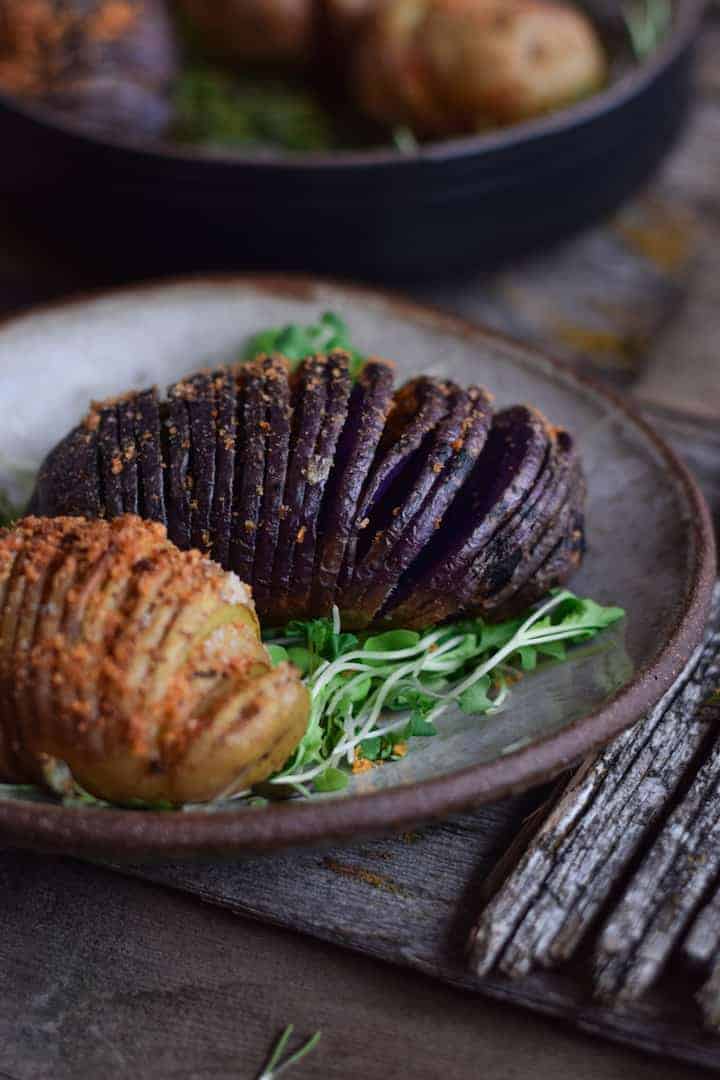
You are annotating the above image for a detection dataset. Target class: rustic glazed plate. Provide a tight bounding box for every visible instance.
[0,276,714,857]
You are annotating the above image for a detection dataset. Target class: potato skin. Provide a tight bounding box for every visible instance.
[0,0,178,136]
[353,0,607,136]
[176,0,314,65]
[0,515,309,805]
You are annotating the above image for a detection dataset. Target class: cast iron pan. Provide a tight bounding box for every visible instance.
[0,0,704,281]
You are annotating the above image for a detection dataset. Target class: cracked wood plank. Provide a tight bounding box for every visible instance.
[468,586,720,980]
[593,727,720,1003]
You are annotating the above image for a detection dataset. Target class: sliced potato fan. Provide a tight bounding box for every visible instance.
[0,515,309,805]
[30,344,586,630]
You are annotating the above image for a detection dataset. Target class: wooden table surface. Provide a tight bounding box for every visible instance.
[2,24,720,1080]
[0,850,709,1080]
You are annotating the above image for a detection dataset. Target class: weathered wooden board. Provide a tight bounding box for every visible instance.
[0,848,705,1080]
[466,589,720,1046]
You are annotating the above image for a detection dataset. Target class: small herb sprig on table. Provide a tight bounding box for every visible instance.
[262,590,624,797]
[256,1025,322,1080]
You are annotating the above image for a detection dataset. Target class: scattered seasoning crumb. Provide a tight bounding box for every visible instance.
[352,749,373,774]
[322,858,407,896]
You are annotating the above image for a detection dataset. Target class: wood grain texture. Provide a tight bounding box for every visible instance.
[594,731,720,1005]
[469,586,720,980]
[0,849,707,1080]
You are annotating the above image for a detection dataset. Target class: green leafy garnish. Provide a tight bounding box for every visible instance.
[622,0,672,59]
[243,311,365,374]
[257,1025,322,1080]
[172,67,334,152]
[260,590,624,797]
[0,490,20,528]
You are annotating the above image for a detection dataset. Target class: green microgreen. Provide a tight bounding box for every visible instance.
[259,590,624,797]
[242,312,365,374]
[257,1025,322,1080]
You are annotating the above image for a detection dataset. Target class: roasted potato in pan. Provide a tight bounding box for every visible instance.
[0,0,179,136]
[0,515,309,805]
[353,0,608,136]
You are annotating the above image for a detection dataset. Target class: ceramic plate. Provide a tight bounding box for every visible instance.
[0,276,713,856]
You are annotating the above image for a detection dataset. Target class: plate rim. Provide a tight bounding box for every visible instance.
[0,272,715,857]
[0,0,704,170]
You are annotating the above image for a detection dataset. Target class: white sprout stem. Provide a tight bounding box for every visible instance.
[332,714,411,767]
[424,592,583,722]
[351,634,466,746]
[307,627,449,700]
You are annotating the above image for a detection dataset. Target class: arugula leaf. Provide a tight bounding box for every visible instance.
[266,644,289,667]
[409,714,438,737]
[313,767,349,793]
[458,676,493,714]
[243,312,365,373]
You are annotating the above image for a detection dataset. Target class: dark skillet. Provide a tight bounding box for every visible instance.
[0,0,704,281]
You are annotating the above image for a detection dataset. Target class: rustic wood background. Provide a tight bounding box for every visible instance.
[1,16,720,1080]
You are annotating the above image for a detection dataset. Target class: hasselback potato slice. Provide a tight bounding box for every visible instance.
[253,356,292,610]
[312,358,395,617]
[231,361,268,586]
[209,368,238,571]
[28,416,102,519]
[183,371,217,555]
[460,427,573,605]
[116,394,140,515]
[341,383,494,628]
[383,404,551,628]
[339,375,452,590]
[163,387,193,551]
[291,351,353,618]
[0,516,309,805]
[474,430,582,616]
[268,354,331,622]
[134,388,166,525]
[97,402,124,519]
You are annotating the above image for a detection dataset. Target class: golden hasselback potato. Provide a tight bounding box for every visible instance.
[353,0,607,136]
[0,515,309,805]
